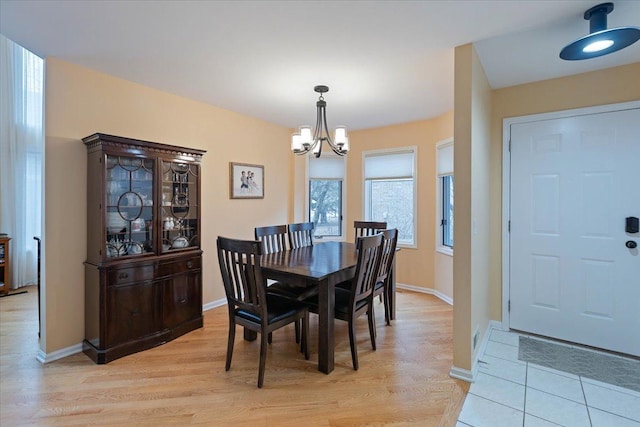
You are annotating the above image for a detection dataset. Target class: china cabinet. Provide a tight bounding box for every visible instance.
[82,133,206,364]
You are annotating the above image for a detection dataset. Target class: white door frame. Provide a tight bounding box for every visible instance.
[501,100,640,330]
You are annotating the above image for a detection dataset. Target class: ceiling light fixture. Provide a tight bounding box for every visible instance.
[291,85,349,158]
[560,2,640,60]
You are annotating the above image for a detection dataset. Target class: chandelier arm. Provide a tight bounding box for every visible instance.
[313,103,323,146]
[321,104,335,148]
[314,139,323,158]
[329,144,345,156]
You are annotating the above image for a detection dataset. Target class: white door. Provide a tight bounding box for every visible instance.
[509,107,640,357]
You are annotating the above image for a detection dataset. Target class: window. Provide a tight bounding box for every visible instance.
[308,154,345,238]
[363,148,417,247]
[436,139,454,254]
[0,35,44,286]
[441,175,454,247]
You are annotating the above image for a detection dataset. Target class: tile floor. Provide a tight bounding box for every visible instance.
[456,329,640,427]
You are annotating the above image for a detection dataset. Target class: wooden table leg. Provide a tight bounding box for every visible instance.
[244,328,257,341]
[317,278,335,374]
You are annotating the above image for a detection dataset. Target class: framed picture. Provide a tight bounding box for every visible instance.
[230,162,264,199]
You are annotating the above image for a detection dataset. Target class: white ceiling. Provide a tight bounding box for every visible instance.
[1,0,639,131]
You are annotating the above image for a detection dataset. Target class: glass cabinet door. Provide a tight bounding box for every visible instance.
[161,161,199,252]
[105,155,154,258]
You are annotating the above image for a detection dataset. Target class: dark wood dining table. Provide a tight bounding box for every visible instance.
[260,241,356,374]
[259,241,397,374]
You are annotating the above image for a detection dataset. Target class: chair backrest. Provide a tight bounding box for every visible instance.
[217,236,267,321]
[377,229,398,287]
[254,225,288,254]
[350,234,384,306]
[354,221,387,239]
[288,222,314,249]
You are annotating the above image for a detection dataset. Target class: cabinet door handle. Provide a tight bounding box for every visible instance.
[119,272,129,279]
[186,261,194,269]
[178,297,187,303]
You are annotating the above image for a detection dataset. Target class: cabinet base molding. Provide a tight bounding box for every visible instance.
[82,315,203,364]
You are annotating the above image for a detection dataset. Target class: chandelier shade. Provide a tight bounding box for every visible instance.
[291,85,349,158]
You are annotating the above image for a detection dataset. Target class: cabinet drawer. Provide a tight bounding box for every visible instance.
[157,256,201,278]
[109,264,155,286]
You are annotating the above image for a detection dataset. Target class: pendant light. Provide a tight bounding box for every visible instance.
[560,2,640,60]
[291,85,349,158]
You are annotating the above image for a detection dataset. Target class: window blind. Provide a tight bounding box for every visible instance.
[364,151,414,179]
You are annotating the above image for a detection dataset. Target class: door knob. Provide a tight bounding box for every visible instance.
[626,240,638,249]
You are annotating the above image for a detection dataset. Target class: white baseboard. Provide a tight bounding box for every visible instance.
[201,287,450,313]
[472,320,501,373]
[203,298,226,312]
[37,343,83,364]
[36,301,227,364]
[35,291,455,363]
[396,283,453,305]
[449,365,475,382]
[449,320,502,383]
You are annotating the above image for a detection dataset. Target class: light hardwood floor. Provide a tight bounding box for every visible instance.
[0,286,468,426]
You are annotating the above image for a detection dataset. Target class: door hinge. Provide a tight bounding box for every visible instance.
[508,220,511,232]
[508,300,511,312]
[508,139,511,152]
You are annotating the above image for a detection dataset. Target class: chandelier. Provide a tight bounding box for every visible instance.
[291,85,349,158]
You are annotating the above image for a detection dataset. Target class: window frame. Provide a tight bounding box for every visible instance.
[436,138,454,256]
[308,178,343,239]
[306,153,346,241]
[362,147,418,248]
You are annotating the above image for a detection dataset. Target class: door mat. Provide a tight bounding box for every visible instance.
[519,336,640,392]
[0,290,28,298]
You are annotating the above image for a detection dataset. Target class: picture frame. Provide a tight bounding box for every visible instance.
[229,162,264,199]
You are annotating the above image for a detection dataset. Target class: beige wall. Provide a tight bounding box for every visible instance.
[44,58,292,353]
[452,44,493,373]
[291,114,454,294]
[346,113,454,292]
[451,59,640,374]
[487,61,640,323]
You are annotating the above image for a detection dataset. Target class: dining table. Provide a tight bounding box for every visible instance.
[258,240,397,374]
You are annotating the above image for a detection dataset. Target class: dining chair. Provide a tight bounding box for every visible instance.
[306,233,384,370]
[265,222,319,346]
[254,224,288,254]
[354,221,387,239]
[372,228,398,326]
[287,222,314,249]
[254,224,305,344]
[216,236,309,388]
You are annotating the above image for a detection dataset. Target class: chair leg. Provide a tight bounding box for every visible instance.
[294,319,301,344]
[302,312,309,360]
[368,305,377,351]
[299,319,305,354]
[348,317,359,371]
[383,286,391,326]
[225,320,236,371]
[258,331,268,388]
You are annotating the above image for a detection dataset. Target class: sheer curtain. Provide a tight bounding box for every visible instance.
[0,34,44,289]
